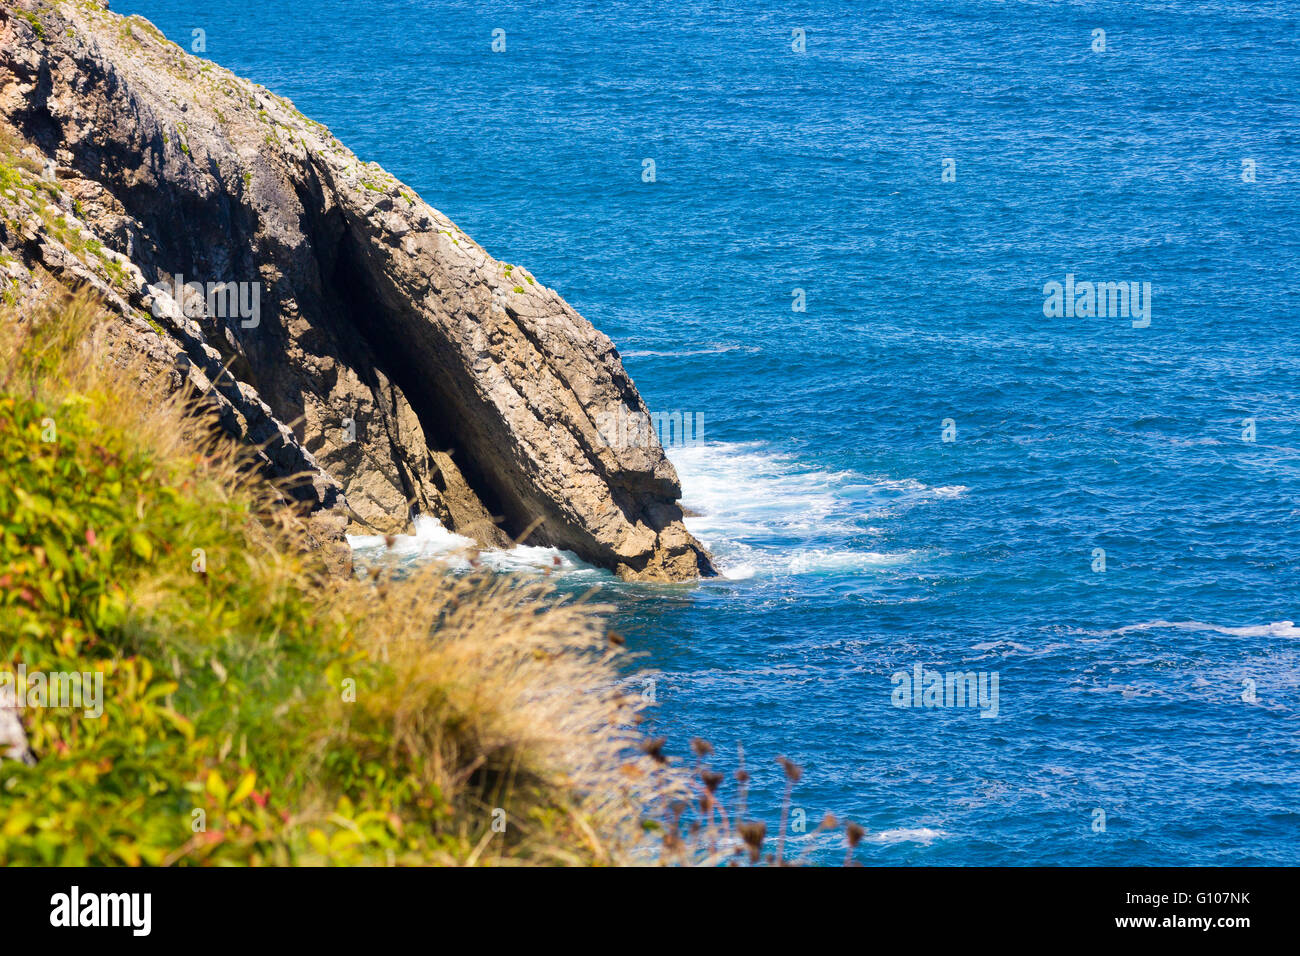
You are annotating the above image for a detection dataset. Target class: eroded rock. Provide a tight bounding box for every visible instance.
[0,0,713,581]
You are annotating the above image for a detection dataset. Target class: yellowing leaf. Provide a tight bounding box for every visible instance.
[3,812,33,837]
[114,843,141,867]
[157,708,194,741]
[129,531,153,561]
[205,770,228,803]
[307,829,330,855]
[231,771,257,806]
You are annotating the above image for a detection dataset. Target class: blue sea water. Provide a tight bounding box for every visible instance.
[120,1,1300,864]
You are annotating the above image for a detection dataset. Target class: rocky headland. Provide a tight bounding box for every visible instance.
[0,0,713,581]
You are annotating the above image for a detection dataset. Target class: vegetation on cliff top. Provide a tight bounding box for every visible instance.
[0,293,677,865]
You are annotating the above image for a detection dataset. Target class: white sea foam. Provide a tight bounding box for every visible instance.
[669,441,961,578]
[347,515,473,555]
[348,516,594,575]
[1096,620,1300,639]
[346,442,961,583]
[866,827,948,844]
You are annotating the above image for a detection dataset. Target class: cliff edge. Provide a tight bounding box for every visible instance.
[0,0,713,581]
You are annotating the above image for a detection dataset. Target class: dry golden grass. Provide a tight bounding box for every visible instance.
[1,290,690,865]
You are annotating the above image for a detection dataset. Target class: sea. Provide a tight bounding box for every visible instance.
[120,0,1300,864]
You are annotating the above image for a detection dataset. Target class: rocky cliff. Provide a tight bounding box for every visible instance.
[0,0,713,581]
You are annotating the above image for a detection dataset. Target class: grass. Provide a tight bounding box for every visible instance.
[0,126,46,179]
[0,292,679,865]
[19,9,46,41]
[0,135,131,294]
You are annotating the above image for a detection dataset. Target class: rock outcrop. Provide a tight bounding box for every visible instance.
[0,0,713,581]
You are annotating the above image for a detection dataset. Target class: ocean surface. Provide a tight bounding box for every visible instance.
[121,0,1299,864]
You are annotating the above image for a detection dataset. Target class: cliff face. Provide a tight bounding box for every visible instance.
[0,0,713,581]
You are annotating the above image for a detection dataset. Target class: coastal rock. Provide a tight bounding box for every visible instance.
[0,0,713,580]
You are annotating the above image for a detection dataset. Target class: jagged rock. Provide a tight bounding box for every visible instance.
[0,0,712,581]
